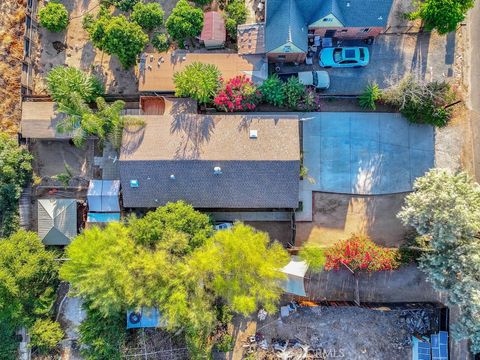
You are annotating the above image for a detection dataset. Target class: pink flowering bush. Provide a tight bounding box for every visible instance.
[214,76,262,112]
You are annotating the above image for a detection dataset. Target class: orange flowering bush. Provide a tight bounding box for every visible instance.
[324,234,399,272]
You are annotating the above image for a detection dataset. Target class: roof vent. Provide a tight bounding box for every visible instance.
[346,1,351,7]
[130,179,139,188]
[170,174,176,180]
[214,166,222,175]
[249,130,258,139]
[378,16,383,20]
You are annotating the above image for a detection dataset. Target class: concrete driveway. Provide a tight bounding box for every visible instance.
[302,112,434,195]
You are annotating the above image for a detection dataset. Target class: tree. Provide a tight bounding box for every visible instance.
[398,169,480,353]
[398,169,480,242]
[38,2,69,32]
[189,223,289,315]
[214,75,261,112]
[226,0,247,25]
[283,76,305,110]
[0,231,59,353]
[299,244,326,272]
[166,0,204,45]
[259,74,286,107]
[151,33,170,52]
[225,17,238,40]
[128,200,213,250]
[0,134,32,237]
[173,62,221,104]
[131,2,164,31]
[100,15,148,68]
[408,0,474,35]
[382,75,455,127]
[46,66,104,104]
[324,234,399,272]
[110,0,139,11]
[30,319,64,353]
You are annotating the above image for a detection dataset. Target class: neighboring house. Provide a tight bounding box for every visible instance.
[265,0,393,63]
[200,11,226,49]
[138,52,267,92]
[20,101,70,140]
[119,114,300,211]
[37,198,77,245]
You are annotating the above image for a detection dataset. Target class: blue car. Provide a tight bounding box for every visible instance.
[319,47,370,68]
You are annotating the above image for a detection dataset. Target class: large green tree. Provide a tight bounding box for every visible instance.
[165,0,204,45]
[38,2,69,32]
[0,134,32,237]
[398,169,480,353]
[173,62,221,104]
[190,223,289,315]
[131,2,164,31]
[408,0,475,34]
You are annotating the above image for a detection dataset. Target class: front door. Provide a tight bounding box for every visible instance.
[325,30,336,38]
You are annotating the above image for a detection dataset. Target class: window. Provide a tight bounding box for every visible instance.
[277,55,286,60]
[24,38,30,56]
[322,17,333,22]
[361,28,370,33]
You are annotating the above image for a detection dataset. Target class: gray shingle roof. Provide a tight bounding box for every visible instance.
[37,199,77,245]
[266,0,394,53]
[119,115,300,209]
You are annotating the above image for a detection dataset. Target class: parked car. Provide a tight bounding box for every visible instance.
[319,47,370,68]
[278,71,330,90]
[214,222,233,231]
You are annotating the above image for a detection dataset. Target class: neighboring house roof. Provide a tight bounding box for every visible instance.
[119,114,300,209]
[138,52,267,92]
[37,199,77,245]
[200,11,226,43]
[265,0,394,53]
[21,102,70,139]
[238,23,265,55]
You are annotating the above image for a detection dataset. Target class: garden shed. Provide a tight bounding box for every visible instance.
[200,11,226,49]
[87,180,120,212]
[37,198,77,245]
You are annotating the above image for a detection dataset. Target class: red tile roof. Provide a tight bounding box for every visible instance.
[200,11,226,42]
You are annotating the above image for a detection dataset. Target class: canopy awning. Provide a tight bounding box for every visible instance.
[280,256,309,297]
[87,180,120,212]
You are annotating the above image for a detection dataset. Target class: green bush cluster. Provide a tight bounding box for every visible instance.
[173,62,221,104]
[358,82,381,110]
[39,2,69,32]
[166,0,204,46]
[224,0,247,40]
[131,2,164,31]
[30,319,64,354]
[151,33,170,52]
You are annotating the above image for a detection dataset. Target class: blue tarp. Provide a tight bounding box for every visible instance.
[412,332,449,360]
[87,212,120,223]
[127,307,163,329]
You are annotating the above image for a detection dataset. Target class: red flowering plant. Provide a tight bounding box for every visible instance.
[214,75,262,112]
[324,234,399,272]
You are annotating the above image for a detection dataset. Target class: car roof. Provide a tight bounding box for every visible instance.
[343,49,357,59]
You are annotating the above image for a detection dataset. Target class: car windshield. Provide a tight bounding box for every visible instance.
[333,48,343,63]
[359,48,365,61]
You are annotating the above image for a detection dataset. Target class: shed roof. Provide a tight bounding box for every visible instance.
[37,199,77,245]
[119,114,300,209]
[21,102,70,139]
[137,52,267,92]
[200,11,226,43]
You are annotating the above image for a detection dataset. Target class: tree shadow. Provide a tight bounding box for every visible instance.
[170,114,215,159]
[410,32,431,80]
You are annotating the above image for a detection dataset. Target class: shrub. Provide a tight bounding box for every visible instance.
[284,76,305,110]
[324,234,400,272]
[39,2,69,32]
[173,62,221,104]
[192,0,212,5]
[299,245,326,272]
[166,0,204,45]
[215,333,234,352]
[259,74,286,107]
[131,2,164,31]
[30,319,64,353]
[46,66,104,104]
[151,33,170,52]
[358,82,381,110]
[101,15,148,68]
[225,17,237,40]
[214,75,261,112]
[299,87,321,111]
[110,0,139,12]
[382,75,455,127]
[226,0,247,25]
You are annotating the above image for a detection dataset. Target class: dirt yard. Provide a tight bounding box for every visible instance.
[0,0,25,135]
[229,305,442,360]
[296,192,408,248]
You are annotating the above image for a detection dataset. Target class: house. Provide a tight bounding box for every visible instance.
[200,11,226,49]
[37,198,77,245]
[119,114,300,211]
[138,52,267,92]
[265,0,394,63]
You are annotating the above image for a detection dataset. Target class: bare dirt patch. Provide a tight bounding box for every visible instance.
[296,192,407,248]
[0,0,25,135]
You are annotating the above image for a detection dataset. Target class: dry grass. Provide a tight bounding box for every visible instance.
[0,0,25,135]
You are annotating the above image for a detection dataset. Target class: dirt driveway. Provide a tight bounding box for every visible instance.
[296,192,407,248]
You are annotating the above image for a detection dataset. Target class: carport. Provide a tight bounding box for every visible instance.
[302,112,434,194]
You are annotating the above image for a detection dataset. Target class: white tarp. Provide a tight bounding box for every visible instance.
[87,180,120,212]
[280,256,308,297]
